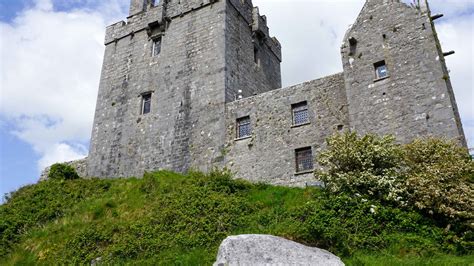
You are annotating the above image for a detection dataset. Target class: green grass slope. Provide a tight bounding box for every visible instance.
[1,171,473,265]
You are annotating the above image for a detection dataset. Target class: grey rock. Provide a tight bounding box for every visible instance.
[213,234,345,266]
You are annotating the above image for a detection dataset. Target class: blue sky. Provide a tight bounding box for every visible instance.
[1,0,473,202]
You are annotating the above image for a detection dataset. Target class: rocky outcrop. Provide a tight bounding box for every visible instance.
[213,234,344,266]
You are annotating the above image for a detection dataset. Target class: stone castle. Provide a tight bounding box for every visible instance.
[72,0,466,186]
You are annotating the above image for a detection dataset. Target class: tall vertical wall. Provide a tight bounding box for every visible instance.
[87,0,283,178]
[341,0,466,146]
[87,0,228,177]
[225,0,282,102]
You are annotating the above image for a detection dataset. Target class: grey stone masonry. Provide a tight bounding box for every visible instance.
[224,74,348,186]
[341,0,466,146]
[80,0,467,184]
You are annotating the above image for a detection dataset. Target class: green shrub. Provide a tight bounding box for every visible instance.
[48,163,80,180]
[317,132,404,202]
[317,132,473,239]
[403,138,474,230]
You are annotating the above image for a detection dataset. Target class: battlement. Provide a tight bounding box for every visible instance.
[228,0,281,61]
[106,0,220,45]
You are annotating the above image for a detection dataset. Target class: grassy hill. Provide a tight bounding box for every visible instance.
[1,170,472,265]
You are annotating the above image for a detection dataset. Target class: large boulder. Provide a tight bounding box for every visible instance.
[214,234,344,265]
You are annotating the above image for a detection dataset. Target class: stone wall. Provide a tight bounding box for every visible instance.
[341,0,466,146]
[224,73,348,186]
[83,0,467,184]
[87,1,228,178]
[225,0,282,102]
[87,0,283,178]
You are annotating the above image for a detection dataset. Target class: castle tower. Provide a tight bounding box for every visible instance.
[341,0,466,146]
[87,0,282,177]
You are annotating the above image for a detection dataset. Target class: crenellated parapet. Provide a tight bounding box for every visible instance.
[252,7,281,61]
[105,4,165,45]
[228,0,281,61]
[106,0,220,45]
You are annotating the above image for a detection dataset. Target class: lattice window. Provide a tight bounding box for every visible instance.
[152,37,162,56]
[295,147,313,172]
[374,60,388,79]
[236,116,251,139]
[141,93,152,114]
[292,101,310,125]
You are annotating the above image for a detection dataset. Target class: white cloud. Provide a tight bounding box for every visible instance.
[0,0,127,173]
[38,142,87,171]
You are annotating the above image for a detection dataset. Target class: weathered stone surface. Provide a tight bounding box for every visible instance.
[341,0,466,147]
[82,0,467,184]
[87,0,281,179]
[213,234,345,266]
[224,73,348,187]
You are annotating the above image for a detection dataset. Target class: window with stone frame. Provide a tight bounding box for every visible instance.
[295,147,314,173]
[374,60,388,80]
[152,36,162,57]
[292,101,310,126]
[141,93,152,115]
[236,116,251,139]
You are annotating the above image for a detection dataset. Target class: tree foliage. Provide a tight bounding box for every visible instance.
[317,132,474,231]
[48,163,80,180]
[403,138,474,221]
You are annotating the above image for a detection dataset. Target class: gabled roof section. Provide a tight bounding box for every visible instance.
[342,0,430,46]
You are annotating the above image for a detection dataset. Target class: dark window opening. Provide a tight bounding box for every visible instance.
[348,37,357,56]
[374,60,388,79]
[152,37,162,56]
[236,116,251,139]
[141,93,152,115]
[295,147,313,173]
[292,101,310,125]
[254,45,260,66]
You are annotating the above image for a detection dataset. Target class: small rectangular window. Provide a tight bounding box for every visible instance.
[254,45,260,66]
[292,101,310,126]
[374,60,388,79]
[295,147,313,173]
[236,116,251,139]
[152,37,162,56]
[141,93,152,114]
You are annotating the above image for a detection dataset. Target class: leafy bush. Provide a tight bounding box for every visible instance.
[317,132,474,236]
[48,163,80,180]
[317,132,404,202]
[0,178,112,258]
[403,138,474,222]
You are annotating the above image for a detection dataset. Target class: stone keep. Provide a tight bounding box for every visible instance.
[85,0,466,185]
